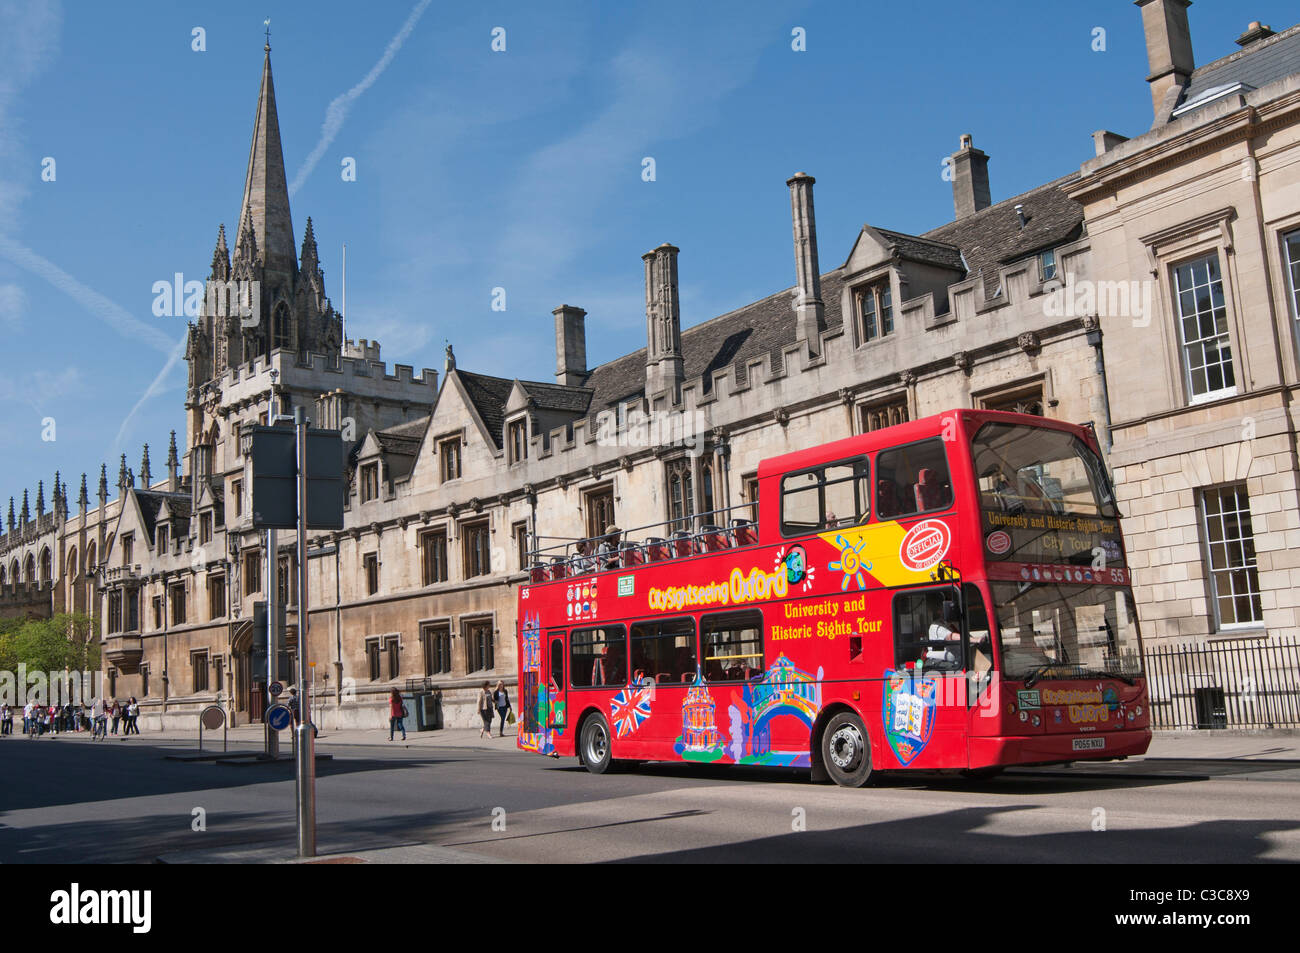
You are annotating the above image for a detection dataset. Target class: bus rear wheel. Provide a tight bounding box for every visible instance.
[821,712,872,787]
[580,713,613,775]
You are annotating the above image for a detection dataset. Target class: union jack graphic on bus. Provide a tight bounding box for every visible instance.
[610,685,653,738]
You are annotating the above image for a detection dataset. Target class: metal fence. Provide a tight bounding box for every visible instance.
[1143,637,1300,729]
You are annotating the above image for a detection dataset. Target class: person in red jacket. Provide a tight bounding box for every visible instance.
[388,689,407,741]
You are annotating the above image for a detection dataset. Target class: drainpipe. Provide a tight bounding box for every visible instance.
[1084,316,1114,460]
[333,541,343,710]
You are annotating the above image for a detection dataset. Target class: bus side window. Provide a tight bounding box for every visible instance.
[877,439,953,519]
[630,617,696,684]
[570,626,626,688]
[701,610,764,682]
[892,589,961,673]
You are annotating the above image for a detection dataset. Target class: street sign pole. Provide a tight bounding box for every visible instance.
[294,407,317,858]
[266,528,279,760]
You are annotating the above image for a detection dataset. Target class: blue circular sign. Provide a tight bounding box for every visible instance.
[266,704,293,731]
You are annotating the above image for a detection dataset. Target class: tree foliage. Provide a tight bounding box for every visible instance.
[0,614,98,673]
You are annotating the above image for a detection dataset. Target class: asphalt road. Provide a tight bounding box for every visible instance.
[3,735,1299,863]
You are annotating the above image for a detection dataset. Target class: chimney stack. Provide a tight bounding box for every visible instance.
[786,173,825,356]
[552,305,588,386]
[1136,0,1194,123]
[950,134,991,219]
[1235,21,1275,47]
[643,243,684,399]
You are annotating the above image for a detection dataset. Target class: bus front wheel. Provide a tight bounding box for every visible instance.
[821,712,872,787]
[580,713,613,775]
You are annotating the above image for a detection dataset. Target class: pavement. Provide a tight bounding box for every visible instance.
[15,724,1297,864]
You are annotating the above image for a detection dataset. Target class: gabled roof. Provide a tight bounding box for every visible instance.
[134,490,191,540]
[870,228,965,271]
[923,173,1083,298]
[371,417,428,483]
[1174,23,1300,121]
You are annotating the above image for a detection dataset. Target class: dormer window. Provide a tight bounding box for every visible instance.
[360,462,380,503]
[121,533,134,566]
[200,512,213,544]
[507,417,528,464]
[156,524,169,553]
[856,281,893,343]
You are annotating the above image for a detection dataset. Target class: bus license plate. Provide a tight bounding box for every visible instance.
[1072,737,1105,751]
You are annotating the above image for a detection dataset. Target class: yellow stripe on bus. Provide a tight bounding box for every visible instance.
[816,520,934,588]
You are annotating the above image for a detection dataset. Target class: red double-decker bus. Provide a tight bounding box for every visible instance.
[516,409,1150,786]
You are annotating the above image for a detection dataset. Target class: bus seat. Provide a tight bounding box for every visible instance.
[645,537,670,562]
[671,531,693,558]
[529,563,547,584]
[548,556,569,581]
[914,468,947,511]
[619,542,644,568]
[730,518,757,546]
[877,479,903,519]
[699,524,728,552]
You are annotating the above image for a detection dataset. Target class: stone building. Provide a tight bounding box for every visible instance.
[3,6,1296,729]
[1069,1,1300,643]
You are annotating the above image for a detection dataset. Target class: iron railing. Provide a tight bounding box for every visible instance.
[1142,637,1300,729]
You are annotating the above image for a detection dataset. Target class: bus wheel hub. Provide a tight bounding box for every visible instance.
[829,726,861,769]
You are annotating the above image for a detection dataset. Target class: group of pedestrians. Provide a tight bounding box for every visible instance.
[0,698,142,738]
[384,680,514,742]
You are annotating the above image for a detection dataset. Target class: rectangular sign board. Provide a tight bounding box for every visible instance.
[249,426,345,529]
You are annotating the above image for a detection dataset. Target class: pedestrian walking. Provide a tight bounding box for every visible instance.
[388,689,407,741]
[22,701,32,735]
[125,697,140,735]
[90,696,107,740]
[110,700,121,735]
[0,703,11,735]
[477,681,495,739]
[494,680,512,737]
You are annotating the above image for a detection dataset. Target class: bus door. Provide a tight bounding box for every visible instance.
[961,583,1001,745]
[545,629,568,734]
[886,587,970,769]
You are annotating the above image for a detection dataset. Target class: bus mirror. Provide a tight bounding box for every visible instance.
[942,598,963,626]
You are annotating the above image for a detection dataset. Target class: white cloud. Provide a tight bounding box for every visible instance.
[0,280,26,326]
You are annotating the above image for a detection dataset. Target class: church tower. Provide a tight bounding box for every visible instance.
[187,38,342,404]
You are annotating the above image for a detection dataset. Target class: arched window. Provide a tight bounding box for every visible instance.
[67,546,79,580]
[24,554,35,583]
[86,542,96,571]
[0,563,6,585]
[273,302,291,351]
[8,559,18,582]
[40,548,51,583]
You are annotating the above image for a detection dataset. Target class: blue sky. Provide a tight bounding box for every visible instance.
[0,0,1295,510]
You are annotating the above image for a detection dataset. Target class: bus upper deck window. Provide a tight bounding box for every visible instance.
[876,439,953,519]
[780,457,869,537]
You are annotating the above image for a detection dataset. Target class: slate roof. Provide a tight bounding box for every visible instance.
[923,173,1084,298]
[456,370,519,450]
[871,228,965,271]
[584,269,845,410]
[135,490,191,539]
[519,380,594,415]
[1176,23,1300,120]
[373,417,428,483]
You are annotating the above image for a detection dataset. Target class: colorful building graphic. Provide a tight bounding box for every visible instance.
[882,668,937,765]
[725,654,823,767]
[517,613,560,755]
